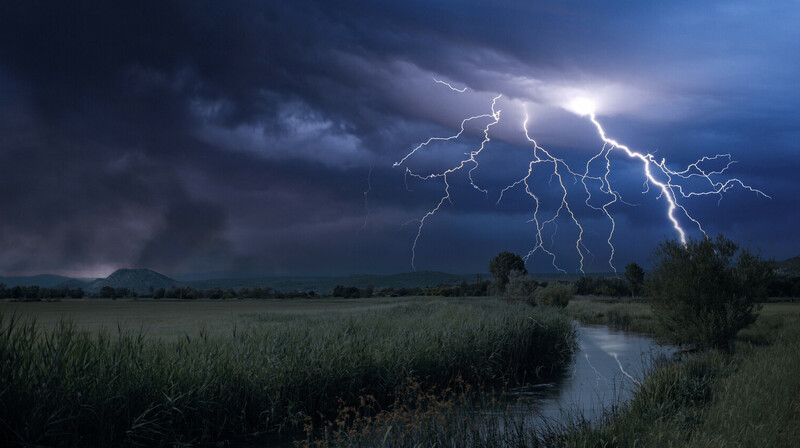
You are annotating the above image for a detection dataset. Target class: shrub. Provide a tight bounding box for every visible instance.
[504,269,539,304]
[535,282,573,308]
[646,235,773,351]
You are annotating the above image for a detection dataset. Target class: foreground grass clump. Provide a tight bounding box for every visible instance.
[0,299,575,447]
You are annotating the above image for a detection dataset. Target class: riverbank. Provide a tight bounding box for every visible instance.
[554,302,800,447]
[301,301,800,447]
[0,298,576,447]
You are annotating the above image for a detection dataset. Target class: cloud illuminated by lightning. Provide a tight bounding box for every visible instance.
[395,83,769,273]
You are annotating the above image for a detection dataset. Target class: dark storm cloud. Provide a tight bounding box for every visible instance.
[0,1,797,276]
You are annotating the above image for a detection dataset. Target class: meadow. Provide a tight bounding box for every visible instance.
[0,297,576,447]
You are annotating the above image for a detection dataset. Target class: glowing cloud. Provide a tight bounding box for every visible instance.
[568,97,597,116]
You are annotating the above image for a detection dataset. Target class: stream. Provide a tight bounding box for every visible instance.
[494,323,676,427]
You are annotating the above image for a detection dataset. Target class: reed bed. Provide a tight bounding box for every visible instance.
[566,300,657,334]
[0,299,576,447]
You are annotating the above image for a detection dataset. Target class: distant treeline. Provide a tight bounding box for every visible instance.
[0,284,85,300]
[0,284,314,300]
[574,276,634,297]
[0,279,493,300]
[2,274,797,300]
[575,274,800,299]
[332,280,492,298]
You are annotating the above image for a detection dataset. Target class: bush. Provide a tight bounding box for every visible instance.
[504,269,539,304]
[535,282,573,308]
[647,235,773,351]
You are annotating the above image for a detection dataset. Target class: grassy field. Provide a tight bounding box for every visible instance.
[0,297,423,339]
[0,297,576,447]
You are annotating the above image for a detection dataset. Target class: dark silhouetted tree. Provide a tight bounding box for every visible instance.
[647,235,774,351]
[624,262,645,297]
[489,251,526,295]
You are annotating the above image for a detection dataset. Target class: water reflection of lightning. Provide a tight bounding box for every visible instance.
[612,353,641,386]
[584,353,608,388]
[396,83,769,272]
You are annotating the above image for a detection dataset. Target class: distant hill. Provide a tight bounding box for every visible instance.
[776,256,800,277]
[85,269,178,294]
[0,274,86,288]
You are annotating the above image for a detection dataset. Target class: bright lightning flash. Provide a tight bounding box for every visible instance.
[395,83,769,273]
[568,97,596,116]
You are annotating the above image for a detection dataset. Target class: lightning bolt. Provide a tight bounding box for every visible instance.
[584,111,770,247]
[358,165,373,233]
[497,111,593,273]
[395,95,502,270]
[432,77,467,93]
[396,82,769,272]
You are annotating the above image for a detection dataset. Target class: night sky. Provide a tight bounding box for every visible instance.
[1,1,798,279]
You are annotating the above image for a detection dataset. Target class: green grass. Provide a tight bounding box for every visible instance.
[0,298,576,447]
[0,296,424,339]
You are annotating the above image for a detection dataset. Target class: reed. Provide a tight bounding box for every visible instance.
[0,299,576,447]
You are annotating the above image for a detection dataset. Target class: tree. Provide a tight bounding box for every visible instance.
[489,251,526,294]
[647,235,773,351]
[624,262,645,297]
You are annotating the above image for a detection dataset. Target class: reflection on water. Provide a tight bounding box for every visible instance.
[498,323,676,425]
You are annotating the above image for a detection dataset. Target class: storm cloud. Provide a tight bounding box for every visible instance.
[0,1,797,277]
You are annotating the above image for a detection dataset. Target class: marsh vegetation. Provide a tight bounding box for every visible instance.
[0,298,575,447]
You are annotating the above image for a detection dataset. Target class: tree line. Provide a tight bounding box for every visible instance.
[331,279,491,298]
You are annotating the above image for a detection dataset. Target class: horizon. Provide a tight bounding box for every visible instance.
[1,2,797,278]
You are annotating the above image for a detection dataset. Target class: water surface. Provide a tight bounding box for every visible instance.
[499,323,676,425]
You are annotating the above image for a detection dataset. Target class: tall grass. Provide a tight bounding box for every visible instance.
[0,299,576,447]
